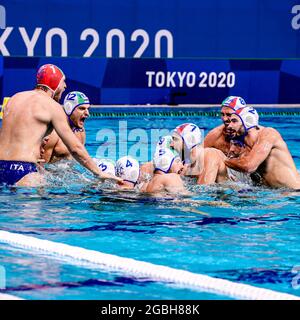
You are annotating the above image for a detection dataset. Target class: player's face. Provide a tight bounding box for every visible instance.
[226,114,245,138]
[170,157,184,174]
[170,133,183,153]
[221,106,236,135]
[228,140,245,158]
[53,79,67,102]
[70,104,90,129]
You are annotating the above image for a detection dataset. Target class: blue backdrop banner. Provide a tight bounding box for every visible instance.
[1,57,300,105]
[1,0,300,59]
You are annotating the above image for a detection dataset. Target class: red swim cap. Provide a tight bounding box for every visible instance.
[36,64,65,94]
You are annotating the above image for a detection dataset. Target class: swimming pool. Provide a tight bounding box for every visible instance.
[0,107,300,300]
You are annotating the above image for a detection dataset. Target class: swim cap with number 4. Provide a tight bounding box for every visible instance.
[115,156,140,185]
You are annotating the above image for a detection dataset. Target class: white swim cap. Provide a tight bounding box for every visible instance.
[116,156,140,185]
[155,135,173,154]
[63,91,90,116]
[235,106,259,131]
[153,148,180,173]
[221,96,246,111]
[93,158,116,176]
[173,123,202,150]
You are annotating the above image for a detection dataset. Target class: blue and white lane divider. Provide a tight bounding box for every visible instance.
[0,230,299,300]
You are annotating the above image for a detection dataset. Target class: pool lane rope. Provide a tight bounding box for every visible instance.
[0,230,299,300]
[90,111,300,118]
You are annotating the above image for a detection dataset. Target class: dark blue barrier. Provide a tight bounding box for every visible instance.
[1,57,300,104]
[0,0,300,59]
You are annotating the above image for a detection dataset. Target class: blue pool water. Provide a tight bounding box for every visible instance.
[1,109,300,300]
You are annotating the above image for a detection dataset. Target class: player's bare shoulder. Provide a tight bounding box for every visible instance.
[206,146,226,158]
[34,91,65,122]
[259,126,281,141]
[208,124,224,136]
[204,124,225,146]
[6,90,33,107]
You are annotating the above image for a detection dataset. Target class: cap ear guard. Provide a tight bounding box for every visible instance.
[174,123,202,150]
[116,156,140,185]
[64,101,74,116]
[153,148,180,173]
[184,132,197,148]
[235,106,259,131]
[63,91,90,116]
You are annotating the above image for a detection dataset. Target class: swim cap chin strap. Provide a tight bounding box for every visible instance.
[68,118,84,133]
[121,168,140,187]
